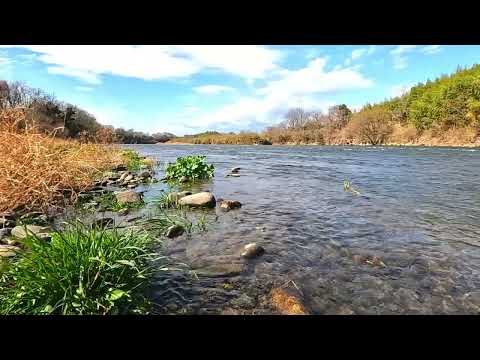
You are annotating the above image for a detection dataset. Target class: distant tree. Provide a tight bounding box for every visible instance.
[284,108,309,129]
[328,104,352,128]
[348,108,393,145]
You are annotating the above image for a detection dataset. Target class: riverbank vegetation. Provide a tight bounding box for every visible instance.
[0,80,175,144]
[0,108,124,213]
[0,223,158,315]
[169,64,480,147]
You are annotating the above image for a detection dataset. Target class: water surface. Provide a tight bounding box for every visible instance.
[130,144,480,314]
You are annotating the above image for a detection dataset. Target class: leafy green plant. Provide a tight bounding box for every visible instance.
[164,155,214,182]
[0,222,163,315]
[121,150,156,171]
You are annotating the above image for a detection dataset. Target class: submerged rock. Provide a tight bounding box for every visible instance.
[165,224,185,238]
[178,192,216,208]
[115,190,142,204]
[11,225,52,240]
[231,167,241,173]
[0,245,22,258]
[220,200,242,212]
[241,243,265,259]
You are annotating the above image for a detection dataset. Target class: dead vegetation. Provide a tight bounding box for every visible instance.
[0,108,123,213]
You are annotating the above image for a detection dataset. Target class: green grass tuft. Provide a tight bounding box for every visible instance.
[0,222,162,315]
[164,155,214,183]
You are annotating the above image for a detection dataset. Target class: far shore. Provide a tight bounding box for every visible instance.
[158,141,480,148]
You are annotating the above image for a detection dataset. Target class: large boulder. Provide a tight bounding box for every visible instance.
[11,225,52,240]
[178,192,216,208]
[115,191,142,204]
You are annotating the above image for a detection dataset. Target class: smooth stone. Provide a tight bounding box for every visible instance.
[178,192,216,208]
[177,191,192,198]
[115,191,142,204]
[165,224,185,238]
[231,167,241,173]
[124,174,134,182]
[179,176,189,183]
[241,243,265,259]
[219,200,242,212]
[119,172,130,182]
[127,184,138,189]
[225,173,241,177]
[139,171,151,179]
[0,245,22,258]
[194,263,245,278]
[11,225,52,240]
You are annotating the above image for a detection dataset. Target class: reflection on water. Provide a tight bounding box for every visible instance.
[129,144,480,314]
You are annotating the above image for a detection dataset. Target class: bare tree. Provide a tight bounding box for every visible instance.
[284,108,309,129]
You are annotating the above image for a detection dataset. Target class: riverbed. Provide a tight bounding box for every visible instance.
[128,144,480,314]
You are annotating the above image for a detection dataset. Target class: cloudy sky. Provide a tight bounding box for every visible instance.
[0,45,479,135]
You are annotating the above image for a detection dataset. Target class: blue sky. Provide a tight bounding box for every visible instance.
[0,45,479,135]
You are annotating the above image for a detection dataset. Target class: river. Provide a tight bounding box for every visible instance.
[127,144,480,314]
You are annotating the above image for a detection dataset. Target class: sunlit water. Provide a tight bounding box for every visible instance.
[128,144,480,314]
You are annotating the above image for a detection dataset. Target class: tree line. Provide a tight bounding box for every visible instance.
[0,80,175,144]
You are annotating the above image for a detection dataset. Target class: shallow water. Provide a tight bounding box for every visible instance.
[129,144,480,314]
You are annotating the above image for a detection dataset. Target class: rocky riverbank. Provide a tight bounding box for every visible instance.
[1,156,310,315]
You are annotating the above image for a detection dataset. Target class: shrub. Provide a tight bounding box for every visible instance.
[0,108,123,213]
[0,223,160,315]
[346,108,393,145]
[164,155,214,182]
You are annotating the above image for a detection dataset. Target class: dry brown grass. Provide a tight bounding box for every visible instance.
[270,287,309,315]
[0,108,123,213]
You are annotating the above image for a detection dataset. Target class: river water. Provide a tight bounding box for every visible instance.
[128,144,480,314]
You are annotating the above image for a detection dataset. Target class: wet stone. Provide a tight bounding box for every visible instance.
[166,224,185,239]
[241,243,265,259]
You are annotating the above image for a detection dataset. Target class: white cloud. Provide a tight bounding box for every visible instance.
[193,85,235,95]
[257,57,373,98]
[390,83,413,98]
[186,57,373,131]
[0,45,281,84]
[421,45,442,55]
[344,45,376,66]
[390,45,418,70]
[74,86,94,92]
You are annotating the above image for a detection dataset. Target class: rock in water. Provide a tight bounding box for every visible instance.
[165,224,185,238]
[115,190,142,204]
[11,225,52,240]
[178,192,216,208]
[139,171,151,179]
[0,245,22,258]
[241,243,265,258]
[179,176,189,183]
[231,167,241,173]
[220,200,242,212]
